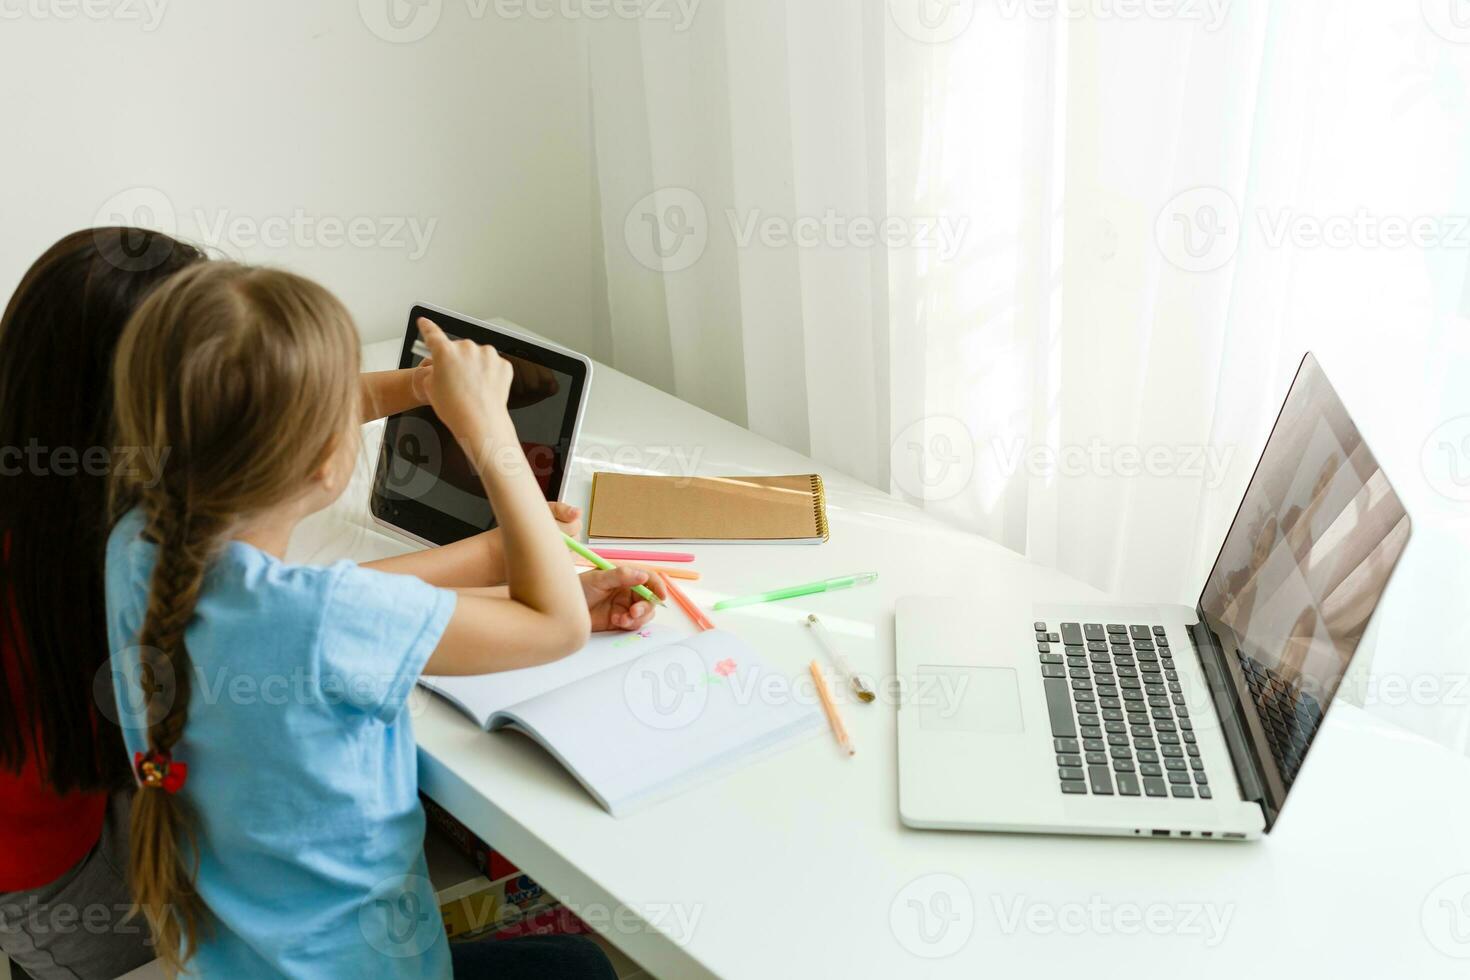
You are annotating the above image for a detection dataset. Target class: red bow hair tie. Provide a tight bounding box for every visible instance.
[134,751,189,794]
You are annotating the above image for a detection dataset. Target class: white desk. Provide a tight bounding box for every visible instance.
[293,337,1470,979]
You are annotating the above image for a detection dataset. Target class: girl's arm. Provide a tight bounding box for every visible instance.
[359,368,428,423]
[361,502,582,588]
[413,318,591,674]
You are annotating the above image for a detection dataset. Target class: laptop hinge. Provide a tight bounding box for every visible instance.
[1187,619,1275,830]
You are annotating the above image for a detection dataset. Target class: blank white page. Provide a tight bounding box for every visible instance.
[494,630,824,816]
[419,623,692,728]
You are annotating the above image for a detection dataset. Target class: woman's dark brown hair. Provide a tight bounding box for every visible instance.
[0,228,204,793]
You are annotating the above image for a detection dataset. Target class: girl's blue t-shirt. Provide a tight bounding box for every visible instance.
[105,510,458,979]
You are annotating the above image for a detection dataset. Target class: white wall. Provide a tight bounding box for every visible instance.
[0,0,600,352]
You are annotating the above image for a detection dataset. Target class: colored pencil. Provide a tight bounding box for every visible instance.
[562,534,664,606]
[660,573,714,632]
[592,548,696,563]
[809,660,854,756]
[713,572,878,611]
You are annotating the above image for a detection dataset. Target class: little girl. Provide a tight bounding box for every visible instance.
[105,263,643,977]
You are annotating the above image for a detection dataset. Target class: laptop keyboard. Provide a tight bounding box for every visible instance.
[1036,621,1211,800]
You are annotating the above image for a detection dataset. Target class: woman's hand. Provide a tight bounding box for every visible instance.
[410,356,434,405]
[579,567,668,632]
[358,366,432,424]
[547,501,582,539]
[505,355,560,409]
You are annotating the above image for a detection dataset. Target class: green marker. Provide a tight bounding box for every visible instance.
[562,534,665,606]
[712,572,879,611]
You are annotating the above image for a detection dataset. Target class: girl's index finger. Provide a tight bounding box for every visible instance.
[416,317,450,353]
[639,570,668,599]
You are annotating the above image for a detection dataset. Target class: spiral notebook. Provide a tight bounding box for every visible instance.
[586,473,830,545]
[417,626,823,817]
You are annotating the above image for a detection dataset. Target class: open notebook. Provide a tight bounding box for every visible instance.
[417,626,823,817]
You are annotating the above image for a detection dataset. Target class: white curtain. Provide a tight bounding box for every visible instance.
[583,0,1470,755]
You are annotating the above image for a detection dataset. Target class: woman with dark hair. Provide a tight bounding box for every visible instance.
[0,228,207,978]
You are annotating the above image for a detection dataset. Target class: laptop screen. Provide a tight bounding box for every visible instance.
[1196,354,1410,813]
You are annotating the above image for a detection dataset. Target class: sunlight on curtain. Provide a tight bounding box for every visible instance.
[885,4,1058,560]
[586,0,1470,754]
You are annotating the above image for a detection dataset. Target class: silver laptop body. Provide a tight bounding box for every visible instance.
[895,354,1411,840]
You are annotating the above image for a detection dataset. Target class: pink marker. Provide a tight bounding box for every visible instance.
[591,548,695,563]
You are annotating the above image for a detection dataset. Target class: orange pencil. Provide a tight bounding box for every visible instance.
[660,573,715,632]
[809,660,854,757]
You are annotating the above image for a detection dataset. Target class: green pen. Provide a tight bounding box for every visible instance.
[712,572,879,611]
[562,534,665,606]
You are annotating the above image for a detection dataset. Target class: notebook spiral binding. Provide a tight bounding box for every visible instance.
[810,475,830,542]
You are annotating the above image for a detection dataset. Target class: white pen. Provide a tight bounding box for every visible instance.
[805,614,876,703]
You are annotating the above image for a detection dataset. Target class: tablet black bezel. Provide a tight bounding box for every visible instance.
[369,305,591,545]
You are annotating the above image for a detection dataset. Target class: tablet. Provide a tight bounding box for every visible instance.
[370,304,593,546]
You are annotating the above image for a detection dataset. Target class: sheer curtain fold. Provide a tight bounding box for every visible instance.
[587,0,886,471]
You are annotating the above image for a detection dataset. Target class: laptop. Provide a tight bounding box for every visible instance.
[895,353,1411,840]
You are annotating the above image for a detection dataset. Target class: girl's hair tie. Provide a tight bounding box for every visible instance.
[134,750,189,794]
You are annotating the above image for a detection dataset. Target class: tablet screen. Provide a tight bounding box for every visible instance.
[372,310,590,543]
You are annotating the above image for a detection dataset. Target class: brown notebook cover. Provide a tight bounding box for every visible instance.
[587,473,830,544]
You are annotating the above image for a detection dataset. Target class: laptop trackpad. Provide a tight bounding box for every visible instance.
[917,665,1025,734]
